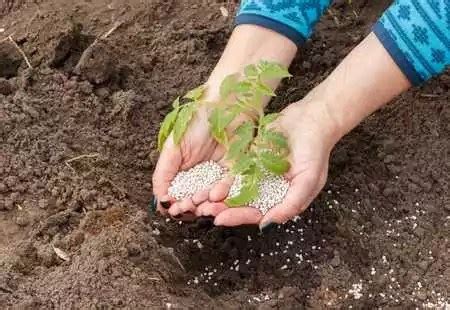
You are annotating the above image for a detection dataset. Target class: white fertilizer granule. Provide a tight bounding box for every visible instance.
[168,161,289,214]
[228,172,289,215]
[168,161,226,200]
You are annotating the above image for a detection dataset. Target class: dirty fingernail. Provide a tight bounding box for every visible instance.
[160,200,171,209]
[260,222,277,234]
[173,214,182,219]
[149,195,157,214]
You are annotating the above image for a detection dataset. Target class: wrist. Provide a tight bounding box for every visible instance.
[282,98,344,150]
[205,24,297,104]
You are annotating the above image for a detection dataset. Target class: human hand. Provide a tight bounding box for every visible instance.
[151,87,252,220]
[194,99,342,229]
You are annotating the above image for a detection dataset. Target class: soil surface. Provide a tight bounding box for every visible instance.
[1,0,449,309]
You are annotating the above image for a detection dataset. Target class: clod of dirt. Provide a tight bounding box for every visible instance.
[0,77,14,95]
[49,23,95,71]
[0,42,22,78]
[74,40,116,84]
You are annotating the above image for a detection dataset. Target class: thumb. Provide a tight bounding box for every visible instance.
[259,171,320,230]
[152,136,182,199]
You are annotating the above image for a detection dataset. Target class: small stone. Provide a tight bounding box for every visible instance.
[38,199,48,209]
[382,187,394,197]
[0,78,13,95]
[15,214,30,226]
[330,254,341,267]
[413,227,425,238]
[417,260,429,271]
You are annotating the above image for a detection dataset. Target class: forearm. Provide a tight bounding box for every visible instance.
[205,24,297,104]
[305,33,411,141]
[304,0,449,142]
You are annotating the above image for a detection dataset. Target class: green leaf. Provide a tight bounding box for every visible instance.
[260,113,279,126]
[254,81,276,97]
[259,151,290,175]
[208,107,235,145]
[235,121,254,140]
[235,81,252,93]
[258,61,292,80]
[244,64,258,78]
[172,96,180,109]
[231,154,254,175]
[262,130,289,150]
[184,84,206,101]
[227,122,254,160]
[225,173,259,207]
[157,107,179,151]
[172,104,195,144]
[220,74,239,99]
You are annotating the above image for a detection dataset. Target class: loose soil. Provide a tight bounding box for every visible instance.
[0,0,449,309]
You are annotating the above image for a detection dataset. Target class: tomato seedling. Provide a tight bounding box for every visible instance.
[157,60,292,208]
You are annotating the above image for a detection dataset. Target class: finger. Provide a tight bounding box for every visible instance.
[195,201,228,217]
[158,194,174,215]
[214,207,263,227]
[178,198,196,213]
[152,136,181,199]
[168,198,195,217]
[209,175,234,202]
[259,172,319,230]
[192,189,210,205]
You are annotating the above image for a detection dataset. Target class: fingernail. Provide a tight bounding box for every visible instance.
[149,195,157,214]
[173,214,182,219]
[260,222,277,234]
[160,200,171,209]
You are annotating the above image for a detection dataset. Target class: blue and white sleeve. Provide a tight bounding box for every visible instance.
[373,0,449,85]
[235,0,332,46]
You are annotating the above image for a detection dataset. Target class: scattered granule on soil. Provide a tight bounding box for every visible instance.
[168,161,226,200]
[348,282,363,300]
[229,172,289,215]
[168,161,289,214]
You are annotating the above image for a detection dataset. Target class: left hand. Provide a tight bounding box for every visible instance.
[194,98,341,229]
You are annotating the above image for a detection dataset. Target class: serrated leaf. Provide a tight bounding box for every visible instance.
[184,84,206,101]
[258,61,292,80]
[220,74,239,99]
[260,113,279,126]
[227,122,254,160]
[235,121,254,139]
[254,81,276,97]
[173,104,195,144]
[226,173,259,207]
[231,154,254,175]
[263,130,289,150]
[235,81,252,93]
[209,108,235,145]
[157,107,180,151]
[259,151,290,175]
[244,64,258,78]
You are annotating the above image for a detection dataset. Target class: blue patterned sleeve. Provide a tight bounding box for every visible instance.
[373,0,450,85]
[235,0,332,46]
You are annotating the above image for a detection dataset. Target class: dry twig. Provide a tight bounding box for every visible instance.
[65,153,100,172]
[66,153,100,164]
[6,35,33,69]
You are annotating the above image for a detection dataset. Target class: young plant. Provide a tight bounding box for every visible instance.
[208,60,292,206]
[157,85,206,151]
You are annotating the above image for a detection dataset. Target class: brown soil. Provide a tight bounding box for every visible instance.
[0,0,448,309]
